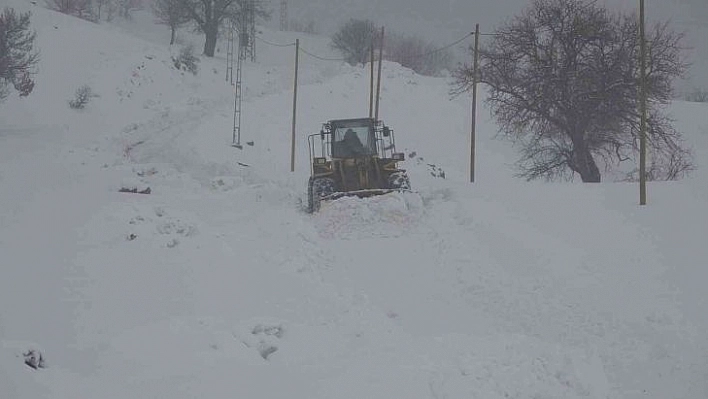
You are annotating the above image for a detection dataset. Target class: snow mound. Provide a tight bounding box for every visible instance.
[313,191,425,239]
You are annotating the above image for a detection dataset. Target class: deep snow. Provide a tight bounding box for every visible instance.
[1,2,707,399]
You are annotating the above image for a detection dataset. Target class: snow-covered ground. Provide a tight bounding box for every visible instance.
[2,2,707,398]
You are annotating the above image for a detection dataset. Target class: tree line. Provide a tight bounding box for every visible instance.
[46,0,270,56]
[330,19,454,77]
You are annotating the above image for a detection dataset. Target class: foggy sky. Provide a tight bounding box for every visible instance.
[279,0,708,89]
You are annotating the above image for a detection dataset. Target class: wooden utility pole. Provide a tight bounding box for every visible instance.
[369,42,375,118]
[290,39,299,172]
[470,24,480,183]
[639,0,647,205]
[374,26,384,121]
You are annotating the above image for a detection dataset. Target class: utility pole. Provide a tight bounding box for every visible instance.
[290,39,299,172]
[470,23,480,183]
[369,42,375,118]
[231,11,249,149]
[374,26,384,121]
[639,0,648,205]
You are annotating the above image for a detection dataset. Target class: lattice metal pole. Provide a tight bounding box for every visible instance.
[226,19,235,83]
[280,0,288,31]
[248,0,257,61]
[238,0,256,62]
[232,20,247,149]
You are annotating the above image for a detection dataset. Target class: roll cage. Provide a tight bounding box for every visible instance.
[307,118,400,173]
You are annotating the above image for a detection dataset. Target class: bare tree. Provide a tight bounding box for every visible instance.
[152,0,189,44]
[0,8,38,103]
[331,18,376,66]
[179,0,269,57]
[453,0,693,182]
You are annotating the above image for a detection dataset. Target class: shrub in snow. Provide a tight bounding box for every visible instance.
[385,32,454,77]
[68,84,95,109]
[172,44,199,75]
[331,18,376,66]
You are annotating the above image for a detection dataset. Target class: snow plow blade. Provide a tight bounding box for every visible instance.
[322,188,410,201]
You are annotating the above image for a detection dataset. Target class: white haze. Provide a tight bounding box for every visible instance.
[285,0,708,90]
[1,1,707,399]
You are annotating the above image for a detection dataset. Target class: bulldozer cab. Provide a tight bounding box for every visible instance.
[332,122,376,158]
[309,118,399,166]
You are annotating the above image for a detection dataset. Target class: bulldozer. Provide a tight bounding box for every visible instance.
[306,117,410,213]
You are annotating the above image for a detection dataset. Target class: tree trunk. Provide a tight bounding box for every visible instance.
[170,26,176,45]
[203,24,218,57]
[572,141,601,182]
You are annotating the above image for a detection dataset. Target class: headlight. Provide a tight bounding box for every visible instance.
[392,153,405,161]
[314,157,327,165]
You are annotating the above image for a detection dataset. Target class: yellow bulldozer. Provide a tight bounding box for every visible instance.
[307,117,410,213]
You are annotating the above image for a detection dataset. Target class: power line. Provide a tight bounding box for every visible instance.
[255,35,296,47]
[255,31,477,63]
[298,47,347,61]
[404,32,475,60]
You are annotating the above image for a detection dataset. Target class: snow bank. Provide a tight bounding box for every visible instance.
[313,191,425,239]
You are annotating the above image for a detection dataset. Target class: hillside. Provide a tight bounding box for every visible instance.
[1,3,707,399]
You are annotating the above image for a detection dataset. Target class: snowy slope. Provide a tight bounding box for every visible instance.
[1,3,708,399]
